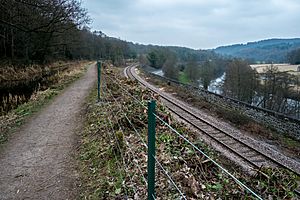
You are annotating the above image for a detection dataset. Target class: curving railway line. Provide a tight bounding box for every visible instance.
[124,65,300,182]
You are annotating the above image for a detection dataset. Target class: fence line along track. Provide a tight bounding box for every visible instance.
[125,65,300,178]
[141,66,300,123]
[105,70,187,199]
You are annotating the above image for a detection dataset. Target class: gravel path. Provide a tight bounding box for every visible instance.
[0,63,96,200]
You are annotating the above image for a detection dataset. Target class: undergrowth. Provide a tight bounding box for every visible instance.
[0,61,90,144]
[0,61,90,114]
[79,65,299,199]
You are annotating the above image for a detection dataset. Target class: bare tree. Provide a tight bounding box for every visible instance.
[0,0,90,63]
[259,65,298,115]
[223,59,256,103]
[199,60,215,90]
[162,51,178,80]
[185,58,200,85]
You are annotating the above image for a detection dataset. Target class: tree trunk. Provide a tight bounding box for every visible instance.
[11,28,14,60]
[2,29,7,58]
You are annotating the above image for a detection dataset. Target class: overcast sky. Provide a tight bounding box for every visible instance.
[82,0,300,49]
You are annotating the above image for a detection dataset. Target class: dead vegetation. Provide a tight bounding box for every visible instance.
[0,61,89,144]
[79,66,299,199]
[0,61,86,114]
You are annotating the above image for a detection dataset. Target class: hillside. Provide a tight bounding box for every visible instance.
[214,38,300,63]
[128,42,218,62]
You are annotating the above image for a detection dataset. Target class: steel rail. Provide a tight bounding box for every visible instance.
[125,65,300,178]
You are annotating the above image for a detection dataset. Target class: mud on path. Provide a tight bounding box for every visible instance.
[0,63,96,199]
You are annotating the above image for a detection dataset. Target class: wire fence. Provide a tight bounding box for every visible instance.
[97,62,263,199]
[102,70,149,195]
[104,72,187,199]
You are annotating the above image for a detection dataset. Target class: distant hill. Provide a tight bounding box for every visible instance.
[214,38,300,63]
[128,42,218,62]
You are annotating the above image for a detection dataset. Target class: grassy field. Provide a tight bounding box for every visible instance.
[178,71,190,84]
[250,63,300,74]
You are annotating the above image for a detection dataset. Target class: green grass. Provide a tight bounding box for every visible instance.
[283,137,300,147]
[178,71,190,84]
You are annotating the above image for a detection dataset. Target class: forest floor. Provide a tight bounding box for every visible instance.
[0,63,96,199]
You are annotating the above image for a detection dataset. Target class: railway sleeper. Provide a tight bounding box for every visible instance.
[199,126,215,132]
[217,137,233,143]
[243,152,261,159]
[239,148,256,155]
[188,118,205,124]
[250,159,270,166]
[206,130,222,135]
[193,121,207,126]
[208,132,225,139]
[249,159,273,168]
[177,112,193,120]
[226,141,240,147]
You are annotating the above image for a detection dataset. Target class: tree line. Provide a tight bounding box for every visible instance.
[0,0,134,65]
[141,48,300,118]
[140,47,227,89]
[222,59,299,117]
[214,38,300,63]
[287,48,300,65]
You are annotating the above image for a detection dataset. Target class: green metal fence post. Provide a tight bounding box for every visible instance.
[97,61,101,101]
[147,100,156,200]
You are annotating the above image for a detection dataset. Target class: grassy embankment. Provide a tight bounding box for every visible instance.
[78,65,298,199]
[178,71,190,84]
[0,61,92,144]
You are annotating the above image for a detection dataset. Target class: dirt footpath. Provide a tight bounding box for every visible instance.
[0,63,96,199]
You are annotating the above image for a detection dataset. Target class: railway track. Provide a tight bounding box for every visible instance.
[143,67,300,123]
[124,65,300,181]
[124,66,135,79]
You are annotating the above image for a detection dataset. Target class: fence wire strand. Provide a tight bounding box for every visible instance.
[105,90,148,184]
[154,113,263,200]
[127,65,263,199]
[103,73,148,188]
[100,66,264,200]
[104,81,148,149]
[153,155,187,200]
[105,71,186,198]
[101,112,133,196]
[104,86,148,185]
[105,73,148,109]
[101,76,138,196]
